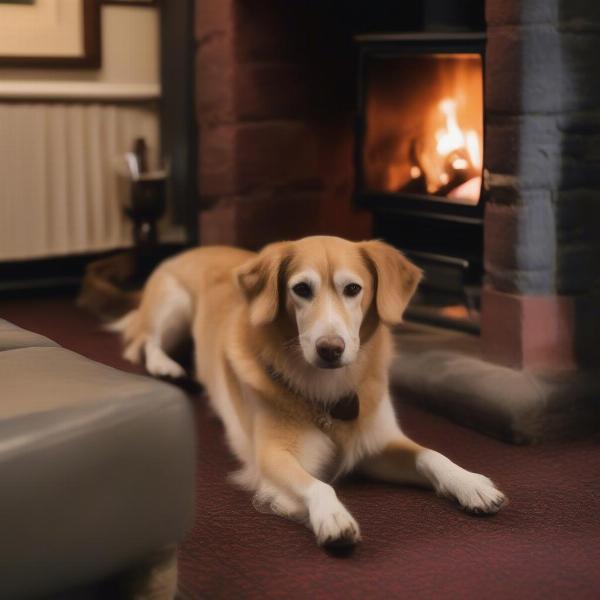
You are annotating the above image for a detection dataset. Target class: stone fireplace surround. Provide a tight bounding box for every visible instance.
[195,0,600,441]
[483,0,600,372]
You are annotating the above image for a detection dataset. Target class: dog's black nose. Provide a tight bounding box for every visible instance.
[316,336,345,364]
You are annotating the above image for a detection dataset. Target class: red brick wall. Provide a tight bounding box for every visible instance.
[195,0,372,249]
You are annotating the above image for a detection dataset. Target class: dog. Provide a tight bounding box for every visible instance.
[113,236,506,549]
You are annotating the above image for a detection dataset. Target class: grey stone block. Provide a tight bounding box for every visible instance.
[557,109,600,134]
[560,155,600,189]
[555,189,600,237]
[487,0,559,27]
[486,25,562,114]
[485,113,600,190]
[554,189,600,296]
[556,242,600,293]
[559,33,600,112]
[558,1,600,25]
[484,265,555,295]
[484,197,556,275]
[487,0,600,29]
[554,190,600,293]
[482,186,600,295]
[486,27,600,115]
[486,115,561,189]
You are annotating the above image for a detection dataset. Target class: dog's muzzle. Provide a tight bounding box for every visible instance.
[315,335,345,368]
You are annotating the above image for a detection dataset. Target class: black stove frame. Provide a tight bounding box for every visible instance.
[355,32,486,220]
[354,32,487,320]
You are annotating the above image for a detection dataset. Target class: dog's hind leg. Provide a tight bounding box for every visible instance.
[137,269,193,379]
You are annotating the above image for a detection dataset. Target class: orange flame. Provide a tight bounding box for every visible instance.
[364,53,483,204]
[418,98,482,201]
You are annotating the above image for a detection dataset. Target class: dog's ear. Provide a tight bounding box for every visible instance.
[235,242,290,326]
[359,240,422,327]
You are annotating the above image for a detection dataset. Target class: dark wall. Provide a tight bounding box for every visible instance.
[161,0,198,244]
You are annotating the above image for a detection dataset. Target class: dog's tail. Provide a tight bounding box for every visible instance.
[76,252,142,321]
[105,308,145,364]
[104,310,137,335]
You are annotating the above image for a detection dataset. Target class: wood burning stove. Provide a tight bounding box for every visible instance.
[355,33,486,331]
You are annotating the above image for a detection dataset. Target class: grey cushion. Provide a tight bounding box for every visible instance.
[0,320,196,599]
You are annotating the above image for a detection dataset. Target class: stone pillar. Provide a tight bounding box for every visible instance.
[482,0,600,370]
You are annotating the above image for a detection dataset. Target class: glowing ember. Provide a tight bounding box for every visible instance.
[410,166,421,179]
[448,176,482,200]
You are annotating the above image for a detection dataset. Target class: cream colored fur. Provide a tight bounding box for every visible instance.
[114,236,506,550]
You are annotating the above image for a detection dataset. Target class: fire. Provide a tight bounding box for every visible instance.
[417,98,482,202]
[364,53,483,204]
[436,99,465,156]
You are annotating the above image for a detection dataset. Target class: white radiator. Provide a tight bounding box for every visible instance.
[0,102,160,261]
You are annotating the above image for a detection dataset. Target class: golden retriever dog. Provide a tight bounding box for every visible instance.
[113,236,506,549]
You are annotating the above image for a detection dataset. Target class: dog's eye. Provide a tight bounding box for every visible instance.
[343,283,362,297]
[292,282,312,299]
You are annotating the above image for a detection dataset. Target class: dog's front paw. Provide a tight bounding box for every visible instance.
[313,506,361,549]
[307,482,361,549]
[417,450,507,515]
[447,471,507,515]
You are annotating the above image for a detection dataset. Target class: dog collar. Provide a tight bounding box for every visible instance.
[328,393,360,421]
[264,364,359,423]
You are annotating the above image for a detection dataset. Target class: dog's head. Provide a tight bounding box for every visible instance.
[236,236,421,369]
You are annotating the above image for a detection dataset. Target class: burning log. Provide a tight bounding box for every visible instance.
[401,98,482,202]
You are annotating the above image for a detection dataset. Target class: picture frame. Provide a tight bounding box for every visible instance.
[0,0,101,68]
[103,1,157,6]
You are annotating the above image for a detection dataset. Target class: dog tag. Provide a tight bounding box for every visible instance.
[329,393,359,421]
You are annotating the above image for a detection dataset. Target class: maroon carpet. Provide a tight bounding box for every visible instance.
[2,294,600,600]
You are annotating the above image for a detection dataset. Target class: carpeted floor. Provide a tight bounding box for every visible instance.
[2,293,600,600]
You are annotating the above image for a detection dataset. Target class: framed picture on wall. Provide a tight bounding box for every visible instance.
[103,1,157,5]
[0,0,101,68]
